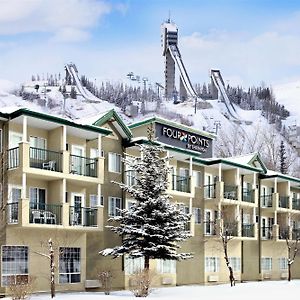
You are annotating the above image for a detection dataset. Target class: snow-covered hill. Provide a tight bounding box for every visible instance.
[1,78,299,176]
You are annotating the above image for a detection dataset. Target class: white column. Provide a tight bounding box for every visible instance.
[22,116,27,142]
[274,178,277,193]
[98,134,102,157]
[252,207,256,224]
[62,125,67,151]
[22,173,26,198]
[218,164,222,181]
[189,156,193,175]
[236,168,240,186]
[97,184,102,206]
[62,179,66,203]
[253,173,256,189]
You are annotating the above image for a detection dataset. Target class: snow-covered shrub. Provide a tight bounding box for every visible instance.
[129,269,155,297]
[98,270,112,295]
[8,275,35,300]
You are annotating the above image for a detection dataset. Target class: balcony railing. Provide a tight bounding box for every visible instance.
[261,194,272,207]
[29,203,62,225]
[7,147,19,169]
[223,185,238,200]
[70,155,97,177]
[223,221,238,236]
[261,226,273,239]
[242,189,254,203]
[242,224,255,237]
[204,184,216,198]
[172,175,190,193]
[30,147,62,172]
[279,196,289,209]
[279,226,289,240]
[292,198,300,210]
[292,228,300,240]
[69,206,98,227]
[203,221,216,236]
[7,202,18,224]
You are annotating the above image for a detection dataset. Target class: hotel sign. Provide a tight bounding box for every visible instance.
[155,123,213,158]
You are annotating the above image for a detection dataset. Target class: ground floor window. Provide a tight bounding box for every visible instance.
[1,246,28,286]
[229,257,241,272]
[278,257,288,270]
[108,197,122,216]
[157,259,176,274]
[59,247,81,283]
[193,207,201,224]
[205,257,220,272]
[261,257,272,271]
[124,256,144,275]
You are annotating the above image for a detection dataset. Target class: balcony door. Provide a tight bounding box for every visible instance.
[204,210,213,235]
[8,132,22,168]
[71,193,85,225]
[71,145,85,175]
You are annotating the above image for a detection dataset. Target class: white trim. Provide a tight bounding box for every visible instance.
[71,193,85,207]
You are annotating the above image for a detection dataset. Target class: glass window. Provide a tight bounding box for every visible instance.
[205,257,219,272]
[193,171,202,187]
[29,187,46,209]
[10,187,21,203]
[59,247,81,283]
[229,257,241,272]
[193,208,201,224]
[124,256,144,275]
[278,257,288,270]
[108,197,122,216]
[1,246,29,286]
[89,195,98,207]
[108,153,122,173]
[29,136,46,149]
[157,259,176,274]
[261,257,272,271]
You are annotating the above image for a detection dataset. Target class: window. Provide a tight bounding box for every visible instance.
[108,153,121,173]
[10,187,21,203]
[126,170,136,186]
[59,247,81,283]
[193,171,202,187]
[157,259,176,274]
[205,257,219,272]
[124,256,144,275]
[29,136,47,160]
[229,257,241,272]
[89,195,98,207]
[29,187,46,209]
[193,208,201,224]
[261,257,272,271]
[278,257,288,270]
[127,200,136,211]
[108,197,122,216]
[1,246,28,286]
[29,136,46,149]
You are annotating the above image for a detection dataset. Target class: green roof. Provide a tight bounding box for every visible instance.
[6,108,112,136]
[92,109,132,139]
[129,116,216,139]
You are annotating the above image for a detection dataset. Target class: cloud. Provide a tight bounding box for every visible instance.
[0,0,111,40]
[51,28,90,43]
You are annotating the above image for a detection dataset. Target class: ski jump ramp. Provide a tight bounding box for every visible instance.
[211,69,241,121]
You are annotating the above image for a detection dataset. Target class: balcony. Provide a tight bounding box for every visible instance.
[279,226,289,240]
[30,147,62,172]
[223,185,238,200]
[223,221,239,236]
[242,189,254,203]
[69,206,98,227]
[279,196,289,209]
[70,155,97,177]
[7,147,19,169]
[203,221,216,236]
[242,224,255,237]
[204,184,216,198]
[29,203,62,225]
[172,175,190,193]
[6,202,18,224]
[261,194,272,207]
[261,226,273,239]
[292,198,300,210]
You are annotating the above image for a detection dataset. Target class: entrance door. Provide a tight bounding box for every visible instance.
[71,146,85,175]
[71,193,84,225]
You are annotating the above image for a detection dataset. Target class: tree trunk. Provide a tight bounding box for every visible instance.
[288,263,291,282]
[49,239,55,298]
[144,256,150,270]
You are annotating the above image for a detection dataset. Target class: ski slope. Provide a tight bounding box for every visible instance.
[169,45,202,101]
[211,69,240,121]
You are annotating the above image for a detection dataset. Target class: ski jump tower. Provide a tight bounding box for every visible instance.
[161,19,200,102]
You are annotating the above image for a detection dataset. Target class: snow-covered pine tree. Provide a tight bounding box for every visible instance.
[280,140,287,174]
[100,126,192,271]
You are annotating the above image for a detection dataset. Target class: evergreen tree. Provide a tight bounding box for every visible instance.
[101,127,192,271]
[280,141,287,174]
[70,86,77,99]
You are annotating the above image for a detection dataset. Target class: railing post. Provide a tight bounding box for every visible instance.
[20,198,29,226]
[62,150,70,174]
[19,142,30,170]
[97,157,104,183]
[97,207,104,230]
[273,193,278,208]
[273,224,279,241]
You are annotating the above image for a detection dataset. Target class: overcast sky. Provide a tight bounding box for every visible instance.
[1,0,300,87]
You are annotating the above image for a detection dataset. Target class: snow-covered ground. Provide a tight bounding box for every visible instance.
[12,281,300,300]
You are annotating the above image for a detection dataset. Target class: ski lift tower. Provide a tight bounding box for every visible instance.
[161,18,178,100]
